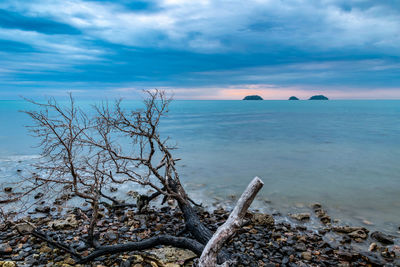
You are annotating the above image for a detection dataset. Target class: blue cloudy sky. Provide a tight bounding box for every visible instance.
[0,0,399,99]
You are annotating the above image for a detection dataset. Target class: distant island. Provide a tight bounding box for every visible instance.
[309,95,329,100]
[243,95,263,100]
[288,96,299,100]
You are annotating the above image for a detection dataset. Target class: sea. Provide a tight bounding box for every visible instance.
[1,99,400,235]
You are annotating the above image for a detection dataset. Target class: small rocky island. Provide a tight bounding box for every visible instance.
[289,96,299,100]
[243,95,263,100]
[309,95,329,100]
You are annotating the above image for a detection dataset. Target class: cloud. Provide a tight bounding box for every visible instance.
[0,0,399,99]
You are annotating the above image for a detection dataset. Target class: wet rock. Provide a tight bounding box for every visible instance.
[64,257,75,265]
[294,243,307,252]
[371,231,394,245]
[337,251,353,261]
[34,192,44,199]
[348,229,368,240]
[369,243,377,252]
[332,226,368,234]
[289,213,310,222]
[360,252,387,265]
[301,251,312,261]
[48,214,78,229]
[3,187,12,193]
[146,246,196,265]
[0,244,12,254]
[2,261,17,267]
[251,213,274,227]
[35,206,50,213]
[104,231,118,241]
[39,246,52,253]
[16,223,34,234]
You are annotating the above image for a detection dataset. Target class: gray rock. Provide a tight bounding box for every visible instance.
[289,213,310,221]
[371,231,394,245]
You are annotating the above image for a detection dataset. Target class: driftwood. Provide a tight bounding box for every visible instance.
[198,177,264,266]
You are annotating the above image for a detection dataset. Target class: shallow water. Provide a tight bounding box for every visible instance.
[1,100,400,234]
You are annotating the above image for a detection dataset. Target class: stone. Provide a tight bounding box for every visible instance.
[16,223,34,233]
[2,261,16,267]
[332,226,368,234]
[371,231,394,245]
[0,244,12,254]
[64,257,75,265]
[348,229,368,239]
[301,251,312,261]
[251,213,274,227]
[309,95,329,100]
[34,192,44,199]
[48,214,78,229]
[243,95,263,100]
[145,246,196,265]
[295,243,307,252]
[369,243,377,252]
[39,246,52,253]
[104,231,118,241]
[289,213,310,222]
[35,206,50,213]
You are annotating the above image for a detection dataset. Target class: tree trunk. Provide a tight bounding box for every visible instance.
[198,177,264,266]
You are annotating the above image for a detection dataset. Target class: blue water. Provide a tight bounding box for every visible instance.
[1,100,400,233]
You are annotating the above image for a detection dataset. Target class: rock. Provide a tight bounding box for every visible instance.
[16,223,35,233]
[295,242,307,252]
[332,226,368,234]
[2,261,16,267]
[64,257,75,265]
[35,206,50,213]
[309,95,329,100]
[243,95,263,100]
[371,231,394,245]
[289,213,310,222]
[288,96,299,100]
[127,191,139,198]
[104,231,118,241]
[0,244,12,254]
[39,246,52,253]
[369,243,377,252]
[362,219,373,226]
[348,229,368,239]
[3,187,12,193]
[251,213,274,227]
[146,246,196,265]
[48,214,78,229]
[301,251,312,261]
[34,192,44,199]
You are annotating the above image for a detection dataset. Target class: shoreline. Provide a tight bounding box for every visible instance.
[1,199,399,266]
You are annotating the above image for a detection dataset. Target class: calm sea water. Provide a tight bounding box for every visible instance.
[1,100,400,234]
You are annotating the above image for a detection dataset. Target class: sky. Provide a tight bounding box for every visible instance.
[0,0,400,100]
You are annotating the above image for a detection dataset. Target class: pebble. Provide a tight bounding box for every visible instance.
[371,231,394,245]
[0,203,398,267]
[301,251,312,261]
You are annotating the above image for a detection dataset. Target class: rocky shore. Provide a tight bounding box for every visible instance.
[1,201,399,267]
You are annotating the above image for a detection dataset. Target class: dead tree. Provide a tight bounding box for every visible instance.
[22,94,113,246]
[13,90,265,264]
[85,90,217,245]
